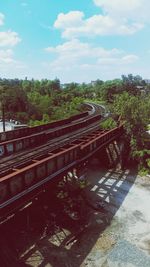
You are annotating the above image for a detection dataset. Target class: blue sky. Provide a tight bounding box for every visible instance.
[0,0,150,83]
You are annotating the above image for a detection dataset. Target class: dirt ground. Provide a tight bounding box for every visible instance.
[81,163,150,267]
[18,162,150,267]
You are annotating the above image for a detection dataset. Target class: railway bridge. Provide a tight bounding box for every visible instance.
[0,104,124,223]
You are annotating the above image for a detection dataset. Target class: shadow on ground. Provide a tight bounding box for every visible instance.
[0,162,138,267]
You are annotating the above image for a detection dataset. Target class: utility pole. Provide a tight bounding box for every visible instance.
[0,86,6,132]
[2,103,5,132]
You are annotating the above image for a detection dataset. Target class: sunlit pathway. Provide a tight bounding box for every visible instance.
[82,166,150,267]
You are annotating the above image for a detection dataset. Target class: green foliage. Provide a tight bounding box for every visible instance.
[0,83,29,122]
[100,118,117,130]
[112,91,150,168]
[121,74,146,95]
[27,91,53,116]
[0,75,149,172]
[100,79,123,102]
[29,120,44,126]
[112,92,149,144]
[146,159,150,168]
[138,168,149,176]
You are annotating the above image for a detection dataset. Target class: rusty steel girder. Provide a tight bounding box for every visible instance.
[0,114,101,158]
[0,125,124,220]
[0,112,89,143]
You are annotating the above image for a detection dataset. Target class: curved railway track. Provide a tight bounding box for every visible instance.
[0,103,111,219]
[0,103,105,158]
[0,103,124,267]
[0,103,105,174]
[0,116,96,158]
[0,123,123,221]
[0,102,104,143]
[0,117,102,176]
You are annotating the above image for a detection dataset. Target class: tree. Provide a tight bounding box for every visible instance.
[0,84,29,121]
[121,74,146,95]
[100,79,123,102]
[112,92,150,165]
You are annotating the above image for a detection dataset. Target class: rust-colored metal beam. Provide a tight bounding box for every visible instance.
[0,125,124,220]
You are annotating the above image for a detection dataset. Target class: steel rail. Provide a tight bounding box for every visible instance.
[0,125,124,221]
[0,104,102,159]
[0,119,101,176]
[0,103,104,172]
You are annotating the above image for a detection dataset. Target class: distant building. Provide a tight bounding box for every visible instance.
[0,121,27,132]
[136,86,144,90]
[144,79,150,84]
[91,81,97,86]
[136,87,146,95]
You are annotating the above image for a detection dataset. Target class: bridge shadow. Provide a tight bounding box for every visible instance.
[17,162,137,267]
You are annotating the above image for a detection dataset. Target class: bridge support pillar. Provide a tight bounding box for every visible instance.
[64,161,89,190]
[117,138,126,169]
[95,147,110,168]
[107,139,125,169]
[95,139,125,169]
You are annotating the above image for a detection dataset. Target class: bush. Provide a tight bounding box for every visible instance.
[100,117,117,130]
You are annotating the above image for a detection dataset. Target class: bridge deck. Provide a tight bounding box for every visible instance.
[0,125,124,221]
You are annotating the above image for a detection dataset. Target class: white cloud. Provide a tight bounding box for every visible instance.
[0,14,21,47]
[54,11,84,29]
[54,12,143,39]
[0,13,5,26]
[94,0,150,22]
[0,15,23,74]
[44,39,139,82]
[98,54,139,65]
[0,48,27,78]
[54,0,150,38]
[0,49,26,68]
[45,39,123,61]
[0,31,21,47]
[45,39,135,61]
[121,55,139,64]
[0,49,15,64]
